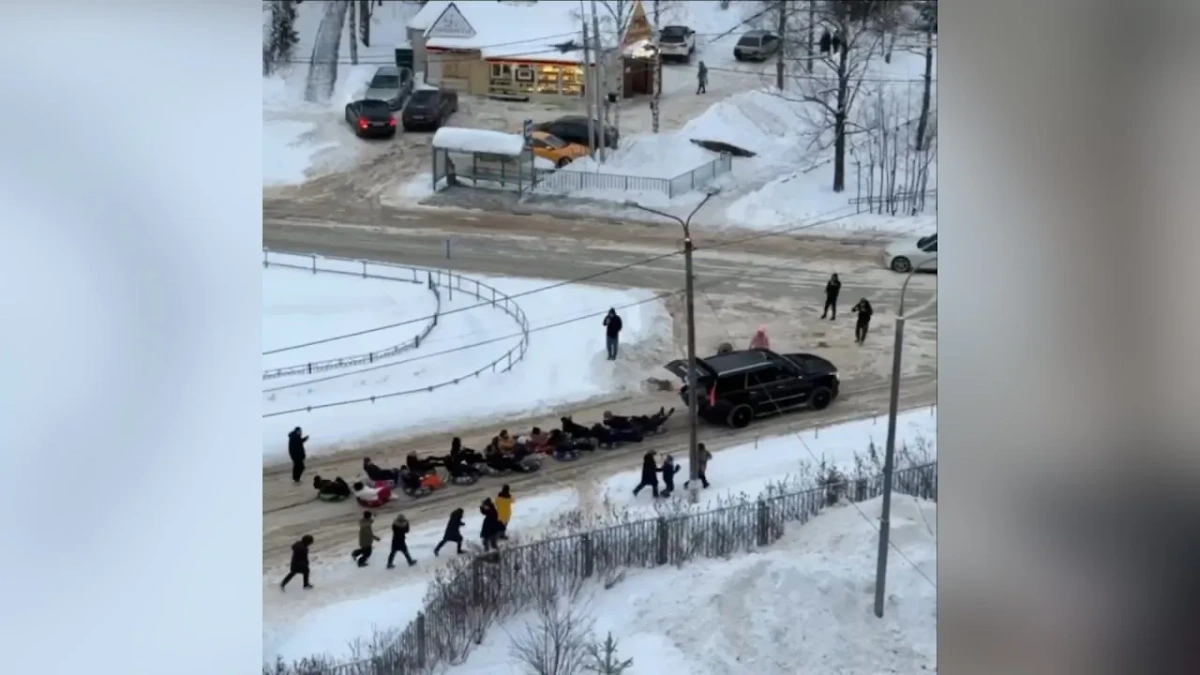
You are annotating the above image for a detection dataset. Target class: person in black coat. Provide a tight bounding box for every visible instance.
[288,427,308,483]
[387,514,417,568]
[632,450,660,498]
[822,273,842,320]
[312,475,351,498]
[434,508,466,556]
[851,298,874,344]
[480,498,503,552]
[819,29,832,54]
[603,308,623,360]
[363,457,401,484]
[659,454,681,498]
[280,534,314,590]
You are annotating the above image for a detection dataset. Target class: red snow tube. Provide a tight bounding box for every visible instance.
[356,485,392,508]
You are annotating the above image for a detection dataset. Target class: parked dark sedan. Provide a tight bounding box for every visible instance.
[344,99,396,139]
[401,87,458,131]
[533,116,619,150]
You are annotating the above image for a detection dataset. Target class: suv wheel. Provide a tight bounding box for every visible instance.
[727,404,754,429]
[810,387,833,411]
[890,256,912,273]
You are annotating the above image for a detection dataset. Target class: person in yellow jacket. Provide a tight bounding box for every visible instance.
[495,484,514,540]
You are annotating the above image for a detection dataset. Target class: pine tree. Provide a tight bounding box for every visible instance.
[265,0,303,74]
[583,633,633,675]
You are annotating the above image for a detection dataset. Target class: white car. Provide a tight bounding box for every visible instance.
[883,233,937,273]
[658,25,696,62]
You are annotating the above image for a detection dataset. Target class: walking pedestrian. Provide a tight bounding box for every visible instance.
[434,508,466,556]
[684,443,712,490]
[749,325,771,350]
[387,514,416,568]
[822,273,841,320]
[852,298,874,344]
[696,60,708,94]
[350,511,380,567]
[632,450,660,498]
[819,29,832,54]
[659,454,681,497]
[831,32,842,54]
[603,308,623,360]
[480,498,503,552]
[495,485,514,540]
[280,534,314,590]
[288,427,308,484]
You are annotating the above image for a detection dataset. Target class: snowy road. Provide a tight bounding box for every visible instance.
[260,204,936,573]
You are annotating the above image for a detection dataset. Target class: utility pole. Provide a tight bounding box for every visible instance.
[582,16,596,160]
[775,0,787,90]
[807,0,815,74]
[874,258,935,618]
[590,0,607,163]
[622,190,720,504]
[651,0,661,134]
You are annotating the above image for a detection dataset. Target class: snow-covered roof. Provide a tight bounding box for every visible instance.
[432,127,526,157]
[408,0,619,64]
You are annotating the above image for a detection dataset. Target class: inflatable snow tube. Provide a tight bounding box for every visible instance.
[553,451,580,462]
[317,492,350,502]
[450,474,480,486]
[356,485,393,508]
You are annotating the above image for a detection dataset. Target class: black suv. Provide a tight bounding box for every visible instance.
[401,87,458,131]
[663,348,840,429]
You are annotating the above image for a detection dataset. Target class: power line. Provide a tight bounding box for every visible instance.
[263,204,871,398]
[693,266,937,591]
[264,202,867,357]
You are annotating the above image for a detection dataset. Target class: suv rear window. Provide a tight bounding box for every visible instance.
[738,35,761,47]
[714,373,746,394]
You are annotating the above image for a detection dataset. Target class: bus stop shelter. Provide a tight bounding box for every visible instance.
[431,127,536,194]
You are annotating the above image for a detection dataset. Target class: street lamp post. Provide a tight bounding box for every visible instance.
[624,189,720,504]
[874,256,936,618]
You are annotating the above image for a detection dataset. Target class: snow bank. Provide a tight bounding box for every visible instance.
[263,64,379,112]
[262,120,336,186]
[563,134,718,179]
[432,127,525,156]
[681,89,810,159]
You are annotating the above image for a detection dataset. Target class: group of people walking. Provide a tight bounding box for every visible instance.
[821,273,875,345]
[280,484,517,591]
[632,445,713,499]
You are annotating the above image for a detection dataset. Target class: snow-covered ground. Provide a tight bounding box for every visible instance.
[447,496,937,675]
[263,407,936,667]
[261,252,674,462]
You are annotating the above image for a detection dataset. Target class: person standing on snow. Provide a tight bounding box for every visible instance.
[852,298,874,344]
[480,498,504,552]
[434,508,465,556]
[632,450,660,498]
[684,443,713,490]
[603,308,623,360]
[350,511,380,568]
[495,485,514,540]
[288,427,308,484]
[696,60,708,94]
[280,534,314,591]
[822,273,841,320]
[749,325,771,350]
[659,454,682,497]
[387,513,416,569]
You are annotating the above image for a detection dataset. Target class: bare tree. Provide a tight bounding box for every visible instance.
[304,0,349,103]
[507,583,596,675]
[776,0,884,192]
[913,0,936,151]
[592,0,638,148]
[347,0,358,65]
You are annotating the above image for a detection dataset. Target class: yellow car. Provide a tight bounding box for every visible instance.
[530,131,589,168]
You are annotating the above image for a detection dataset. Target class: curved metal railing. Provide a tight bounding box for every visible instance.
[262,250,443,380]
[261,251,531,417]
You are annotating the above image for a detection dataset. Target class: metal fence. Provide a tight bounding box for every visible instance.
[531,151,732,199]
[261,251,531,419]
[268,462,937,674]
[262,251,442,380]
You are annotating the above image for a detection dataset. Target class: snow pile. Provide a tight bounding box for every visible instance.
[680,89,810,159]
[262,120,338,186]
[433,127,526,156]
[563,134,718,179]
[447,496,937,675]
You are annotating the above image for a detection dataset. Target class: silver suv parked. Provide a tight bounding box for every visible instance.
[733,30,781,62]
